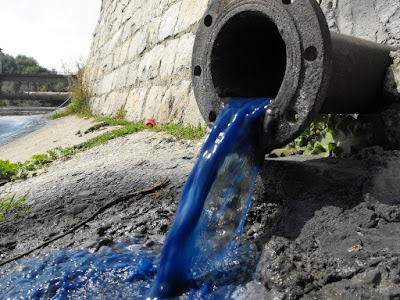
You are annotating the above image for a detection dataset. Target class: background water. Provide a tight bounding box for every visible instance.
[0,107,55,147]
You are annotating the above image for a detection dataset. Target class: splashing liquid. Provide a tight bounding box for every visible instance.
[0,98,272,299]
[149,98,272,298]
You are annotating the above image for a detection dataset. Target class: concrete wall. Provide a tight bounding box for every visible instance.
[86,0,400,125]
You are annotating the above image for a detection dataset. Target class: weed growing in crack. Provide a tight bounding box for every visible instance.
[0,193,29,222]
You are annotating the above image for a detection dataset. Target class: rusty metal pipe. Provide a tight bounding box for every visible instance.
[192,0,397,152]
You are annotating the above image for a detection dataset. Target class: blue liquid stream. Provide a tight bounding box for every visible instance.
[0,98,271,299]
[149,98,272,297]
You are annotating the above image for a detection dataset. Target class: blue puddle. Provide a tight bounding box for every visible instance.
[0,98,271,299]
[0,242,159,299]
[0,241,261,299]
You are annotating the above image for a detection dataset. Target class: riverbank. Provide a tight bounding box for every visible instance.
[0,114,122,162]
[0,107,59,148]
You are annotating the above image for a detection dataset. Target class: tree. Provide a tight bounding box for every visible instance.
[14,55,48,74]
[2,53,17,73]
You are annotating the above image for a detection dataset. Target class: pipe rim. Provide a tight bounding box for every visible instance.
[192,0,332,151]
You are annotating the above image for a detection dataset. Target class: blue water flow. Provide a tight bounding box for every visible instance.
[149,97,272,298]
[0,97,272,299]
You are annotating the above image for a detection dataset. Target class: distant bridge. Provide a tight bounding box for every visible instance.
[0,73,72,104]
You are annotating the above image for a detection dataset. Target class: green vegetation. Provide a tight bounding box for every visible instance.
[0,160,24,182]
[52,65,91,118]
[270,114,362,158]
[0,193,29,222]
[1,53,54,74]
[271,115,337,158]
[154,123,207,140]
[293,114,337,157]
[0,148,76,183]
[0,117,207,184]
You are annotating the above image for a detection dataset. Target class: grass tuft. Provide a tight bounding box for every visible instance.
[154,123,207,140]
[52,65,92,119]
[0,194,29,222]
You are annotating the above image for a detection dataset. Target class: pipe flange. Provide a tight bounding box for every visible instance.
[192,0,332,151]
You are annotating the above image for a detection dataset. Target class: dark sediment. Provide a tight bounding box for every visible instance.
[252,148,400,299]
[0,131,399,299]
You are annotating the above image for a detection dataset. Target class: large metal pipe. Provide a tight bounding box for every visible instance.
[192,0,397,152]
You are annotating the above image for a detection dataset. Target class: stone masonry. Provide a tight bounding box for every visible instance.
[86,0,212,125]
[85,0,400,125]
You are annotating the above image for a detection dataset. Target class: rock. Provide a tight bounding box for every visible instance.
[0,237,16,250]
[384,51,400,102]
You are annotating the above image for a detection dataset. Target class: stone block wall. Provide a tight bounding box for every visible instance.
[86,0,400,125]
[86,0,212,125]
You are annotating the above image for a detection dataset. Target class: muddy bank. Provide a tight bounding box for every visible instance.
[0,131,203,258]
[253,150,400,299]
[0,130,399,298]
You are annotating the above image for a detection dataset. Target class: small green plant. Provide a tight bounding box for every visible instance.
[270,115,341,158]
[52,65,92,119]
[115,105,127,119]
[294,114,337,157]
[154,123,208,140]
[54,82,66,92]
[0,147,77,183]
[0,193,29,222]
[270,114,365,158]
[0,160,25,181]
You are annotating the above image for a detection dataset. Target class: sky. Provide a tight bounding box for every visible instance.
[0,0,101,73]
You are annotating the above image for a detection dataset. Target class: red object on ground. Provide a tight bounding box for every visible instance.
[144,119,156,127]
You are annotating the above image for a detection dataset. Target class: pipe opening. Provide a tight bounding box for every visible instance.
[211,11,286,99]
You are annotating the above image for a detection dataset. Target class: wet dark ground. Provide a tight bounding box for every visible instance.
[0,131,399,298]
